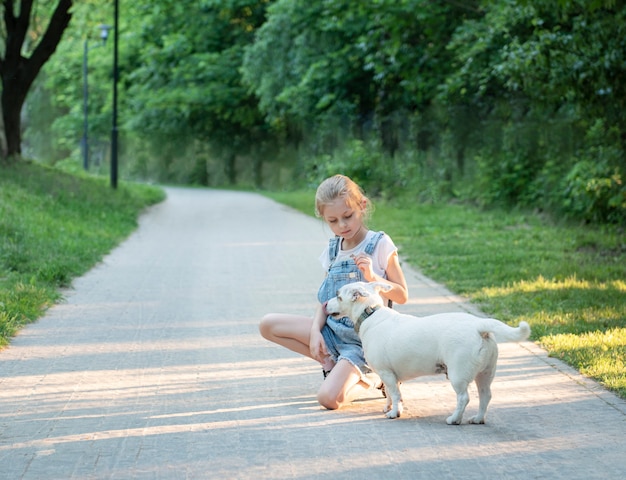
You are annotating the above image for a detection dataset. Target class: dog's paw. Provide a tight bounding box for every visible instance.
[445,415,462,425]
[384,402,403,419]
[385,409,401,419]
[468,416,485,425]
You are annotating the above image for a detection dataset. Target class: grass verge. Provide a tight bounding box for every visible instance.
[265,190,626,400]
[0,161,165,347]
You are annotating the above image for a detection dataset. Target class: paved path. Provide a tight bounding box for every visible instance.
[1,187,625,479]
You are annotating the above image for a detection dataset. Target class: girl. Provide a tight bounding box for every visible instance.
[259,174,408,409]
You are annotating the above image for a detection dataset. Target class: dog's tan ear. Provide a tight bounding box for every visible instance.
[351,286,369,302]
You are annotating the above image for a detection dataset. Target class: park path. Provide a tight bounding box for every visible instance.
[1,187,625,479]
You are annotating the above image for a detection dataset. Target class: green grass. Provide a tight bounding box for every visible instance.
[0,161,165,347]
[265,190,626,399]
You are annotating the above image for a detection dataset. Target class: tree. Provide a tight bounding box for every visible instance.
[0,0,72,162]
[241,0,477,155]
[124,0,269,185]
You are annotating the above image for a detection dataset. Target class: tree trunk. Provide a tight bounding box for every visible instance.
[1,83,27,159]
[0,0,73,162]
[225,152,237,185]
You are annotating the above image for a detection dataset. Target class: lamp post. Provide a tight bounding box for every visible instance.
[82,24,112,171]
[110,0,119,189]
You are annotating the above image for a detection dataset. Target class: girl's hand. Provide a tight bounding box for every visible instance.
[309,329,328,363]
[351,253,375,281]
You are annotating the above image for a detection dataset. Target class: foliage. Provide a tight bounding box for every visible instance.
[266,189,626,398]
[439,0,626,221]
[241,0,476,154]
[0,161,164,347]
[17,0,626,225]
[122,0,271,185]
[302,139,386,193]
[562,160,625,224]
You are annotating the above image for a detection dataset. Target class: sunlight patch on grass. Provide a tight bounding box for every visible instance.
[477,275,625,296]
[540,328,626,398]
[473,275,626,337]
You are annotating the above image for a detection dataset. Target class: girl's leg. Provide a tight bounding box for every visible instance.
[316,359,368,410]
[259,313,315,359]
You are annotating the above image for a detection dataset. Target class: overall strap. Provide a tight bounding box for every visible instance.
[364,231,394,309]
[364,231,385,255]
[328,236,342,263]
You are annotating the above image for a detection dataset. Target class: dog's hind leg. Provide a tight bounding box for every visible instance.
[468,338,498,424]
[468,364,496,424]
[467,371,493,424]
[446,378,470,425]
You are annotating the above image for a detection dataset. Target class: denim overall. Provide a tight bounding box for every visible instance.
[317,231,386,374]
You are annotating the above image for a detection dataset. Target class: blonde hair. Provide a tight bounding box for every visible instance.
[314,174,372,221]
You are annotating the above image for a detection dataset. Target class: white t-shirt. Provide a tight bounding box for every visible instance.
[319,230,397,278]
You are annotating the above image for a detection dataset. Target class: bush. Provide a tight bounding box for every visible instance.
[472,150,537,206]
[561,120,626,224]
[302,139,389,195]
[562,160,625,224]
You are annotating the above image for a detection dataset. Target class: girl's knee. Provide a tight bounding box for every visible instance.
[258,314,273,339]
[317,389,340,410]
[317,379,344,410]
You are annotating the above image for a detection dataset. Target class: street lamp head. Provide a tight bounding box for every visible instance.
[98,24,113,45]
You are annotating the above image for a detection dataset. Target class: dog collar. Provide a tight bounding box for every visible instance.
[354,305,381,334]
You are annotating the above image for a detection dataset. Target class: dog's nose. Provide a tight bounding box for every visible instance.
[322,301,329,315]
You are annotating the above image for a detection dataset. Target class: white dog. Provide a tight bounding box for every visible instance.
[325,282,531,424]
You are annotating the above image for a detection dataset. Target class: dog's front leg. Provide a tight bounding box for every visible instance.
[383,389,393,414]
[378,372,403,419]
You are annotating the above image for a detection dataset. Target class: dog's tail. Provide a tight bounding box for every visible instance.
[479,319,531,343]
